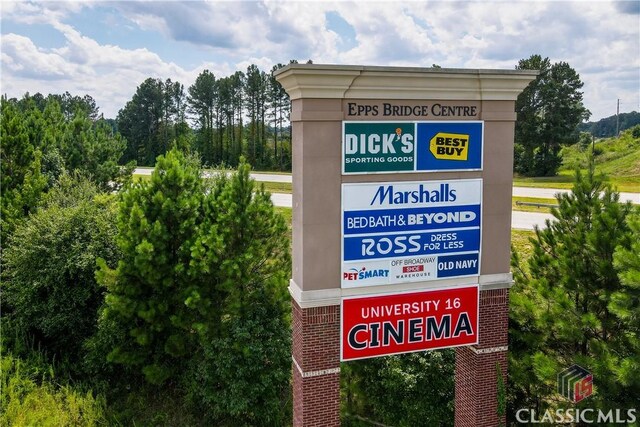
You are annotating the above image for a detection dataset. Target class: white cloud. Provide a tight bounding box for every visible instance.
[1,1,638,120]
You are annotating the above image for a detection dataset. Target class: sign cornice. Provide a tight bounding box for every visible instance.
[275,64,538,101]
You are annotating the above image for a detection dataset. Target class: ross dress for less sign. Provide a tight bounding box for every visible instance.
[341,286,479,361]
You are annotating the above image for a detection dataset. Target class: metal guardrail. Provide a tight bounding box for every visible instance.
[515,201,558,208]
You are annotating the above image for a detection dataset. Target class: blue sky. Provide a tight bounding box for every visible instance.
[1,1,638,121]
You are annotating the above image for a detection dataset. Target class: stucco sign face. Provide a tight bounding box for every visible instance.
[343,121,483,174]
[341,179,482,288]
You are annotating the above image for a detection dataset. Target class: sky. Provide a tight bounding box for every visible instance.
[1,0,639,121]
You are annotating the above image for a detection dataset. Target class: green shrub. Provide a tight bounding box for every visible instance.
[341,350,455,426]
[1,174,119,369]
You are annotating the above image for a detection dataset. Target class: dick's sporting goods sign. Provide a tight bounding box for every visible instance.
[343,121,483,174]
[341,286,479,361]
[341,179,482,288]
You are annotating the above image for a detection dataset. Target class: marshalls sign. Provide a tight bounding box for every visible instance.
[341,179,482,288]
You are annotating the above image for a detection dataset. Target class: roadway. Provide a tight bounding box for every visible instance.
[134,168,638,230]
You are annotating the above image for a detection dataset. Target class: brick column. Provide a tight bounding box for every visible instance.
[292,300,341,427]
[455,288,509,426]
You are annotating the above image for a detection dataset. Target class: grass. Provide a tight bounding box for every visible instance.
[510,229,536,264]
[514,171,640,193]
[519,126,640,193]
[260,181,292,194]
[275,207,292,225]
[1,353,108,427]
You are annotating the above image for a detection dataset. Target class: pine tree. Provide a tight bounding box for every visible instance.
[98,149,292,425]
[509,159,636,415]
[97,149,208,384]
[610,212,640,391]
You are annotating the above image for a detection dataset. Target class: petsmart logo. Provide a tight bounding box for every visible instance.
[343,267,390,281]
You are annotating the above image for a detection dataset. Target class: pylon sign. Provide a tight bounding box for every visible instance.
[343,121,483,174]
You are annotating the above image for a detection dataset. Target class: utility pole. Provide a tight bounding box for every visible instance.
[616,98,620,137]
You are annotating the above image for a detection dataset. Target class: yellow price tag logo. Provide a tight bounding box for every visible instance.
[429,133,469,161]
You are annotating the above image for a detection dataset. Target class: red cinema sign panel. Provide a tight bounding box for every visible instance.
[341,286,478,361]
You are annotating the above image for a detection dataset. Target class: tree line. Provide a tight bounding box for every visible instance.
[578,111,640,138]
[3,55,595,178]
[117,62,293,171]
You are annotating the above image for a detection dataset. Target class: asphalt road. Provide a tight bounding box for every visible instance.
[269,192,552,230]
[134,168,637,229]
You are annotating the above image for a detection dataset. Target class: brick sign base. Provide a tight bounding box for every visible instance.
[292,301,341,427]
[455,288,509,426]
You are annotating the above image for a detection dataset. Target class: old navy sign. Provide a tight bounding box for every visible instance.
[343,121,483,174]
[341,286,479,361]
[341,179,482,288]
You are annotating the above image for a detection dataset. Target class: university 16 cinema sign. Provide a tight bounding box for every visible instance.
[341,286,479,361]
[343,121,483,174]
[341,179,482,288]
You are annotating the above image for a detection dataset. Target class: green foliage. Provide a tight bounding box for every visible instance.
[341,350,455,426]
[1,94,133,245]
[1,175,119,367]
[0,352,108,426]
[98,149,291,423]
[560,125,640,179]
[117,78,189,166]
[578,111,640,138]
[62,112,135,192]
[97,149,206,383]
[0,99,47,243]
[188,286,291,426]
[509,160,636,416]
[610,211,640,389]
[515,55,590,176]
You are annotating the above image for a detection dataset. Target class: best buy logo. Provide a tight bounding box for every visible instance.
[429,133,469,161]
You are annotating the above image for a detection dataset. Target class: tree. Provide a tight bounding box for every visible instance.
[0,98,47,244]
[187,160,291,426]
[1,94,133,245]
[98,150,291,425]
[245,64,268,167]
[62,112,134,192]
[96,149,207,384]
[509,160,636,416]
[514,55,590,176]
[118,78,190,166]
[188,70,219,165]
[1,175,119,366]
[268,64,291,171]
[610,211,640,390]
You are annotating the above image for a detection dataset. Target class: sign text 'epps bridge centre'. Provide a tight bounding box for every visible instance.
[274,64,536,426]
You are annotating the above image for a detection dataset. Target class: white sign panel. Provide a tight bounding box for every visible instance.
[341,179,482,288]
